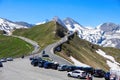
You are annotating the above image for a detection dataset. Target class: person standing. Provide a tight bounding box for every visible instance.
[86,73,93,80]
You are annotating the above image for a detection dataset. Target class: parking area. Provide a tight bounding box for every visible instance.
[0,57,105,80]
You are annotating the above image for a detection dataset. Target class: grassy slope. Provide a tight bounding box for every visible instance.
[0,35,33,58]
[56,34,120,71]
[13,21,67,50]
[102,47,120,63]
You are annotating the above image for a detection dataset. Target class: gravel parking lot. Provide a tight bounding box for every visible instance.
[0,58,105,80]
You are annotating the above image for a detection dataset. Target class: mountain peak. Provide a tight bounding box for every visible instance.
[0,18,13,24]
[63,17,80,25]
[52,16,66,28]
[99,22,120,32]
[52,16,60,22]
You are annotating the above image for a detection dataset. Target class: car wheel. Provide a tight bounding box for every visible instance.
[78,75,81,79]
[67,74,71,77]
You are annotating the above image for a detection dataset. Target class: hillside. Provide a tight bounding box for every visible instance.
[56,33,120,71]
[0,35,33,58]
[13,21,67,49]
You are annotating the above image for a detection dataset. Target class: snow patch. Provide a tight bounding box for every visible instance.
[96,49,120,71]
[70,56,90,67]
[107,60,120,70]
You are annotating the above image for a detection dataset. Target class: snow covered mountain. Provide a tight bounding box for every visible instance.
[0,18,33,35]
[98,23,120,48]
[54,17,120,49]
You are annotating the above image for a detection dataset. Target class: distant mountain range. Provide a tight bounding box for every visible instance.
[0,18,33,34]
[1,17,120,49]
[52,17,120,49]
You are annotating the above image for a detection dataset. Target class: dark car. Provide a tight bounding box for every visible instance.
[29,56,34,60]
[31,57,42,66]
[43,62,54,69]
[0,61,3,67]
[66,66,78,72]
[42,54,49,57]
[79,67,94,75]
[55,46,61,52]
[51,62,59,70]
[38,60,47,67]
[104,72,110,80]
[93,69,105,77]
[57,64,69,71]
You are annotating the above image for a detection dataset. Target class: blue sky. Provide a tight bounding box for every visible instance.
[0,0,120,28]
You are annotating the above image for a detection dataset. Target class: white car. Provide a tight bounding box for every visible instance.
[67,70,87,79]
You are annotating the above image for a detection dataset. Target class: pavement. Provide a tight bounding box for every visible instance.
[0,58,105,80]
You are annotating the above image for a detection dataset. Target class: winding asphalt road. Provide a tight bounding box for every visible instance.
[40,34,73,65]
[12,34,73,66]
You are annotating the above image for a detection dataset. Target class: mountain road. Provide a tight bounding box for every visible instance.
[39,35,73,65]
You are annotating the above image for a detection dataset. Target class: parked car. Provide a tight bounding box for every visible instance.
[67,70,87,79]
[57,64,69,71]
[66,66,77,72]
[29,56,42,60]
[43,61,53,69]
[66,66,80,72]
[6,57,13,61]
[51,62,59,70]
[31,57,42,66]
[0,61,3,67]
[0,58,7,62]
[29,56,34,60]
[93,69,105,77]
[79,67,94,75]
[104,72,110,80]
[42,54,49,57]
[38,60,47,67]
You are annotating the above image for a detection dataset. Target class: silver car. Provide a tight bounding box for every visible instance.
[6,57,13,61]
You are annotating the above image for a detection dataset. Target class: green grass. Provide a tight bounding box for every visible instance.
[56,34,120,71]
[13,21,67,50]
[0,35,33,58]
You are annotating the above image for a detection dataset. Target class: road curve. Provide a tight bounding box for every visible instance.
[12,35,40,54]
[40,34,73,65]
